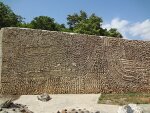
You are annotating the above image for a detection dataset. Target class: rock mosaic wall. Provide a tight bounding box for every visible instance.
[1,27,150,94]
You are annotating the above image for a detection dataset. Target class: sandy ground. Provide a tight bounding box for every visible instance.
[14,94,119,113]
[13,94,150,113]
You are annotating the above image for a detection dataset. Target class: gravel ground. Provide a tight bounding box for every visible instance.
[14,94,119,113]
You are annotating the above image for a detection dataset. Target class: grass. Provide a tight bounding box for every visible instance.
[98,93,150,105]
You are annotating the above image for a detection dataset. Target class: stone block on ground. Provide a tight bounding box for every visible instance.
[118,104,143,113]
[37,93,51,102]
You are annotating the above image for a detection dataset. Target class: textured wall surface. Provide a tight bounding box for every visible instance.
[1,27,150,94]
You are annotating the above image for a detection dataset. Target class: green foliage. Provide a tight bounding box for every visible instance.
[30,16,59,31]
[18,22,32,28]
[28,16,67,31]
[107,28,123,38]
[55,23,66,31]
[67,10,87,30]
[98,93,150,105]
[67,10,104,36]
[67,10,122,38]
[0,2,22,28]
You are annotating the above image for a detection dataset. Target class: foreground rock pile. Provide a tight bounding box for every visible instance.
[0,99,33,113]
[117,104,143,113]
[57,109,103,113]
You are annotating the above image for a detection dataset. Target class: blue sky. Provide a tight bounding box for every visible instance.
[1,0,150,40]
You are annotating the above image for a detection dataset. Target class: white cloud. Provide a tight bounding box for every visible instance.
[103,18,150,40]
[129,19,150,40]
[102,18,129,39]
[103,18,129,30]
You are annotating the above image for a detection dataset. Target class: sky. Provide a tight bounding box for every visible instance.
[1,0,150,40]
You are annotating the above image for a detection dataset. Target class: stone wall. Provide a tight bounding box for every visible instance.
[1,27,150,94]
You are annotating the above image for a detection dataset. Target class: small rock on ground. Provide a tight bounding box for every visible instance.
[37,93,51,102]
[118,104,143,113]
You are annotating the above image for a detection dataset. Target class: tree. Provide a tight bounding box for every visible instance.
[67,10,103,35]
[19,16,66,31]
[107,28,123,38]
[30,16,59,31]
[0,2,22,28]
[73,13,104,35]
[19,22,32,28]
[67,10,89,30]
[67,13,80,30]
[67,11,105,36]
[55,23,66,31]
[67,10,123,38]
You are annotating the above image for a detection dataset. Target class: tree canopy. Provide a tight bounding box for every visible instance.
[0,2,123,38]
[107,28,123,38]
[30,16,58,31]
[0,2,22,28]
[19,16,66,31]
[67,11,104,36]
[67,10,122,38]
